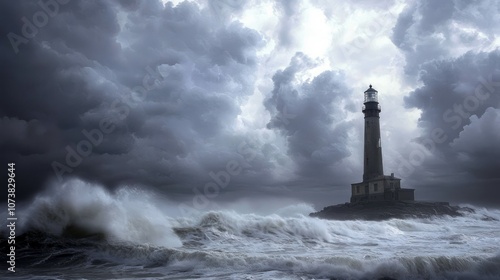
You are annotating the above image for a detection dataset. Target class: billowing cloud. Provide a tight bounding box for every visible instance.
[451,107,500,179]
[392,0,500,78]
[1,0,499,207]
[265,52,355,179]
[391,0,500,205]
[0,0,268,200]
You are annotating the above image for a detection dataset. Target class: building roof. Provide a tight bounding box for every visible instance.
[351,174,402,185]
[364,84,378,93]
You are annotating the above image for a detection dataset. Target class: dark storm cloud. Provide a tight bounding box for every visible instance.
[2,0,499,208]
[391,0,500,206]
[265,53,355,181]
[392,0,500,78]
[401,51,500,205]
[405,50,500,145]
[451,107,500,179]
[0,0,267,201]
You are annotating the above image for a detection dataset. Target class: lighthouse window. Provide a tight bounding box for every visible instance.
[364,92,378,102]
[374,183,378,192]
[356,186,360,193]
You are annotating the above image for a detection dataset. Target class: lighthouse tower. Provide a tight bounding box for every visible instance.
[350,85,414,203]
[362,85,384,181]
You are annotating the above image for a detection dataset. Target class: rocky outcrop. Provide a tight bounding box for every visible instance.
[309,200,474,221]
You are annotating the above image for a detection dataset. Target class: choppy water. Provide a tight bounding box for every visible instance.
[2,179,500,280]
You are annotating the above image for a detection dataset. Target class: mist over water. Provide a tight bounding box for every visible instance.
[2,179,500,280]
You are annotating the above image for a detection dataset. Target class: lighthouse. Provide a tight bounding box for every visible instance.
[350,85,414,203]
[362,85,384,181]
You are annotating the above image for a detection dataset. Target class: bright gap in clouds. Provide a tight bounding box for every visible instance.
[116,0,500,206]
[162,0,184,6]
[156,0,420,178]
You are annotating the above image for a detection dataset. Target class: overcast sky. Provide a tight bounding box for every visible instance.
[1,0,499,208]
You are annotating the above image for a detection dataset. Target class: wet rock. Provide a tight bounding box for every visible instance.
[309,201,474,221]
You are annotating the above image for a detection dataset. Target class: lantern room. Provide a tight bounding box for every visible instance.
[364,84,378,103]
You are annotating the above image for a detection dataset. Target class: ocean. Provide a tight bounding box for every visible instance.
[2,180,500,280]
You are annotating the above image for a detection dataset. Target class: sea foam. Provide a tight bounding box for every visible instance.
[16,178,182,247]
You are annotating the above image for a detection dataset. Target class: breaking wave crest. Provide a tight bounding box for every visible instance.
[176,210,461,244]
[13,178,182,247]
